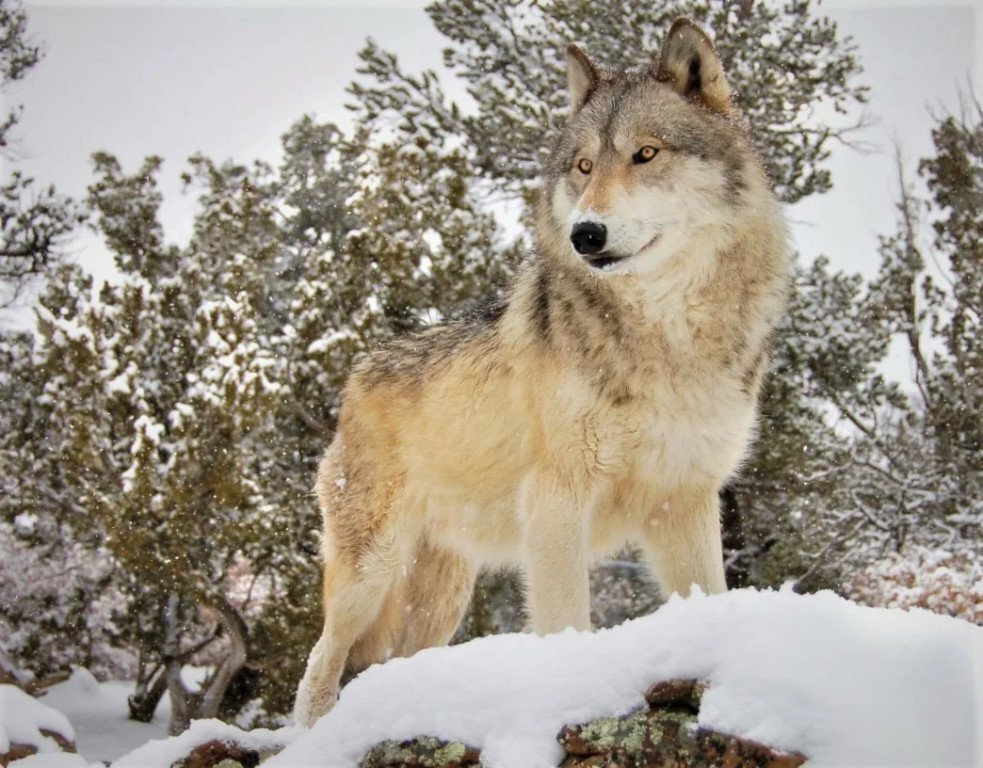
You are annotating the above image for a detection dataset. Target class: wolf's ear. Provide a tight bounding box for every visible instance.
[654,18,734,116]
[566,44,600,111]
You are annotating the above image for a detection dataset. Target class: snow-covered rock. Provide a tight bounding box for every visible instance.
[112,719,293,768]
[270,588,981,768]
[0,684,75,765]
[102,588,982,768]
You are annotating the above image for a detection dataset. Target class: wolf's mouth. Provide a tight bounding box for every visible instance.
[585,254,629,271]
[583,234,661,272]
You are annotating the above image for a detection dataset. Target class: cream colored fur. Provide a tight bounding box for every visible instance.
[294,18,790,727]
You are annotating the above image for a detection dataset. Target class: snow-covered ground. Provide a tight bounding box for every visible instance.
[0,667,211,766]
[39,669,171,763]
[3,588,981,767]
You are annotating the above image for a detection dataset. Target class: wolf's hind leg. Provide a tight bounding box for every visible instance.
[640,485,727,598]
[293,550,396,727]
[341,582,406,685]
[395,539,475,656]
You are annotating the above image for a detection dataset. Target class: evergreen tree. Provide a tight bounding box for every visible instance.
[799,103,981,579]
[0,0,81,307]
[0,305,130,680]
[350,0,868,207]
[5,152,283,732]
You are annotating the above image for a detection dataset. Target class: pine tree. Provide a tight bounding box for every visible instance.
[350,0,867,207]
[0,0,82,308]
[800,102,981,579]
[5,152,285,733]
[0,306,130,680]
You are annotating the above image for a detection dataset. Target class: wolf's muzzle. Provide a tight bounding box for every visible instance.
[570,221,607,255]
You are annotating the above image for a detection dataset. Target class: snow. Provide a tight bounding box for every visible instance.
[307,329,359,355]
[9,755,99,768]
[112,719,295,768]
[6,590,980,768]
[0,684,74,754]
[11,513,38,534]
[846,545,983,622]
[36,669,170,764]
[268,588,981,768]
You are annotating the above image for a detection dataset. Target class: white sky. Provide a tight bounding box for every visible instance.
[2,0,981,314]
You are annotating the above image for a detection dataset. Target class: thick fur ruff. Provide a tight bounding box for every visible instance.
[294,17,790,727]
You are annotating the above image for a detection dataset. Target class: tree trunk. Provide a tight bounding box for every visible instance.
[194,595,249,720]
[127,663,168,723]
[163,593,196,736]
[163,592,249,734]
[720,485,749,589]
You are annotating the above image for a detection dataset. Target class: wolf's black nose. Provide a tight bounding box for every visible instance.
[570,221,607,255]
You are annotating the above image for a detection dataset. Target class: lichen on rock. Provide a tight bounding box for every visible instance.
[558,679,805,768]
[360,736,481,768]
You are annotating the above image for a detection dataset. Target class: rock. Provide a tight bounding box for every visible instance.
[148,679,803,768]
[559,679,804,768]
[355,679,804,768]
[0,729,77,766]
[642,679,706,712]
[360,737,481,768]
[558,708,693,760]
[172,738,270,768]
[0,684,76,766]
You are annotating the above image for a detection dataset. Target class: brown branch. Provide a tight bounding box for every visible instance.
[196,593,249,718]
[893,150,934,410]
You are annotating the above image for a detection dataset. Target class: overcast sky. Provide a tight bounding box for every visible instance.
[3,0,981,322]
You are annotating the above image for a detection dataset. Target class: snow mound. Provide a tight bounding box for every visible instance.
[40,668,171,764]
[0,683,74,755]
[270,588,981,768]
[112,719,295,768]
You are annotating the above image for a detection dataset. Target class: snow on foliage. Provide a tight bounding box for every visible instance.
[0,517,131,680]
[845,545,983,623]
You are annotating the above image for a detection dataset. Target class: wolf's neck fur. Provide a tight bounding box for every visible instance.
[508,197,785,407]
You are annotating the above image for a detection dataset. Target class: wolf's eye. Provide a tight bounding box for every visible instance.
[576,158,593,174]
[632,146,659,164]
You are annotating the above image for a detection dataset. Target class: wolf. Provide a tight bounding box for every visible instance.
[294,17,790,727]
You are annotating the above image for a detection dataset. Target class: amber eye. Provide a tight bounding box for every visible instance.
[576,158,593,174]
[633,145,659,164]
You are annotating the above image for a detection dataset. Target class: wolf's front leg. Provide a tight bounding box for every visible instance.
[519,471,592,634]
[641,485,727,598]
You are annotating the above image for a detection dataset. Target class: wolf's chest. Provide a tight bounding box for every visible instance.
[609,375,755,488]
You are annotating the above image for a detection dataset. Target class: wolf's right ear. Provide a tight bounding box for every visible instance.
[654,18,735,117]
[566,44,600,111]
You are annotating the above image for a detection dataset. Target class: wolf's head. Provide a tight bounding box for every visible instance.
[538,18,769,276]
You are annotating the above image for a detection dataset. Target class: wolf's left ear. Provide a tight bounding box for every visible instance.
[566,44,600,111]
[654,18,735,116]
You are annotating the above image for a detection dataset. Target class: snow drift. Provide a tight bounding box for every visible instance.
[269,587,981,768]
[104,590,983,768]
[7,588,979,768]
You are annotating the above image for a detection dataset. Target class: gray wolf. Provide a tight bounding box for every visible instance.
[294,17,790,727]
